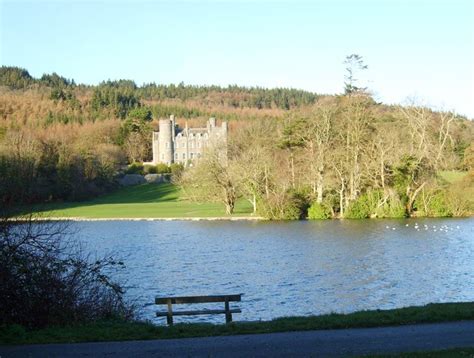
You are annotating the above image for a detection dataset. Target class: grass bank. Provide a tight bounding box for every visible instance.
[1,302,473,345]
[25,183,254,219]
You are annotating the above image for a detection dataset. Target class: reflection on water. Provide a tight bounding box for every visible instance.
[72,218,474,324]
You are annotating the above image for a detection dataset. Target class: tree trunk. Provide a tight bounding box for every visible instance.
[339,179,345,218]
[290,151,295,188]
[406,182,426,215]
[316,168,324,204]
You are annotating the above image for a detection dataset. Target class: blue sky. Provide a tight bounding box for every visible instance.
[1,0,473,117]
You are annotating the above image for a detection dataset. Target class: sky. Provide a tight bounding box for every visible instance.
[1,0,473,117]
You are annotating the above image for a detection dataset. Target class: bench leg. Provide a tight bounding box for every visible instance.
[225,299,232,323]
[167,299,174,325]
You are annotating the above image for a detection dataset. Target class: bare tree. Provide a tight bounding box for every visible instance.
[179,144,239,215]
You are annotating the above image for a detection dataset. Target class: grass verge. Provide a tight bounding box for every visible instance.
[22,183,254,219]
[1,302,473,345]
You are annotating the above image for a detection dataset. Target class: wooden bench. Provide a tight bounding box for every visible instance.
[155,294,242,325]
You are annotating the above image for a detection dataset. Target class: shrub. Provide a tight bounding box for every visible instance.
[0,214,134,329]
[144,165,158,174]
[345,193,373,219]
[125,162,144,175]
[345,190,407,219]
[170,163,185,179]
[415,190,452,217]
[445,171,474,216]
[259,189,309,220]
[156,163,171,174]
[307,202,331,219]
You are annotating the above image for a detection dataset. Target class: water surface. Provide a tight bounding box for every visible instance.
[72,218,474,324]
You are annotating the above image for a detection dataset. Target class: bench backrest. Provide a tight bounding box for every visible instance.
[155,294,241,305]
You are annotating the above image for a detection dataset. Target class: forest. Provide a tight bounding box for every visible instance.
[0,64,473,219]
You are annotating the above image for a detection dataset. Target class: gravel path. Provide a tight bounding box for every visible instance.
[1,321,474,357]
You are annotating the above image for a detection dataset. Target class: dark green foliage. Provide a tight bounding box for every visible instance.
[43,111,84,125]
[121,107,153,135]
[156,163,171,174]
[415,191,452,218]
[127,107,152,122]
[345,190,406,219]
[278,118,306,150]
[144,165,157,174]
[125,162,144,175]
[91,86,141,119]
[40,72,74,88]
[0,66,34,89]
[346,194,372,219]
[393,155,434,206]
[307,202,331,219]
[0,149,117,205]
[0,216,133,330]
[139,83,318,110]
[0,155,36,206]
[49,88,79,108]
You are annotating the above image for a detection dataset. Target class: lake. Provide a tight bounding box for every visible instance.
[72,218,474,324]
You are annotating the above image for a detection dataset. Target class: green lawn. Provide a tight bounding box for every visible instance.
[1,302,473,345]
[27,183,254,219]
[438,170,468,184]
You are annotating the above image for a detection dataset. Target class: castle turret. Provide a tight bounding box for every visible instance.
[158,117,173,165]
[152,132,160,164]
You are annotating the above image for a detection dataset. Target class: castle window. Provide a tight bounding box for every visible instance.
[182,153,186,159]
[190,153,194,159]
[182,142,186,148]
[190,142,194,148]
[175,153,178,159]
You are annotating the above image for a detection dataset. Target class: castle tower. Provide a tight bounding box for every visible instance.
[152,132,160,164]
[158,116,173,165]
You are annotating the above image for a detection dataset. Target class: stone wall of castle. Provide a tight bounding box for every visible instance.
[150,115,227,166]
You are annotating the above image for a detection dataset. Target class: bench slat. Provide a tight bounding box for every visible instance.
[155,294,241,304]
[156,309,241,317]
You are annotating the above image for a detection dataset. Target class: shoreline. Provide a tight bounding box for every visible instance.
[12,215,473,222]
[20,216,266,222]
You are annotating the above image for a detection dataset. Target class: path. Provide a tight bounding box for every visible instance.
[1,321,474,357]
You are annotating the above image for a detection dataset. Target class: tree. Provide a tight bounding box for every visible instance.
[393,155,433,215]
[344,54,368,95]
[298,101,336,203]
[278,118,305,188]
[179,145,239,215]
[121,107,153,162]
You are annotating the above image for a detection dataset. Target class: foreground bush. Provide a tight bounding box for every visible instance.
[307,202,331,219]
[345,190,406,219]
[144,164,158,174]
[125,162,144,175]
[0,213,134,329]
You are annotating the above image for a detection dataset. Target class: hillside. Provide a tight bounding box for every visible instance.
[1,65,473,219]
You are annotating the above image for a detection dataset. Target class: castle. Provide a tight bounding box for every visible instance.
[150,115,228,166]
